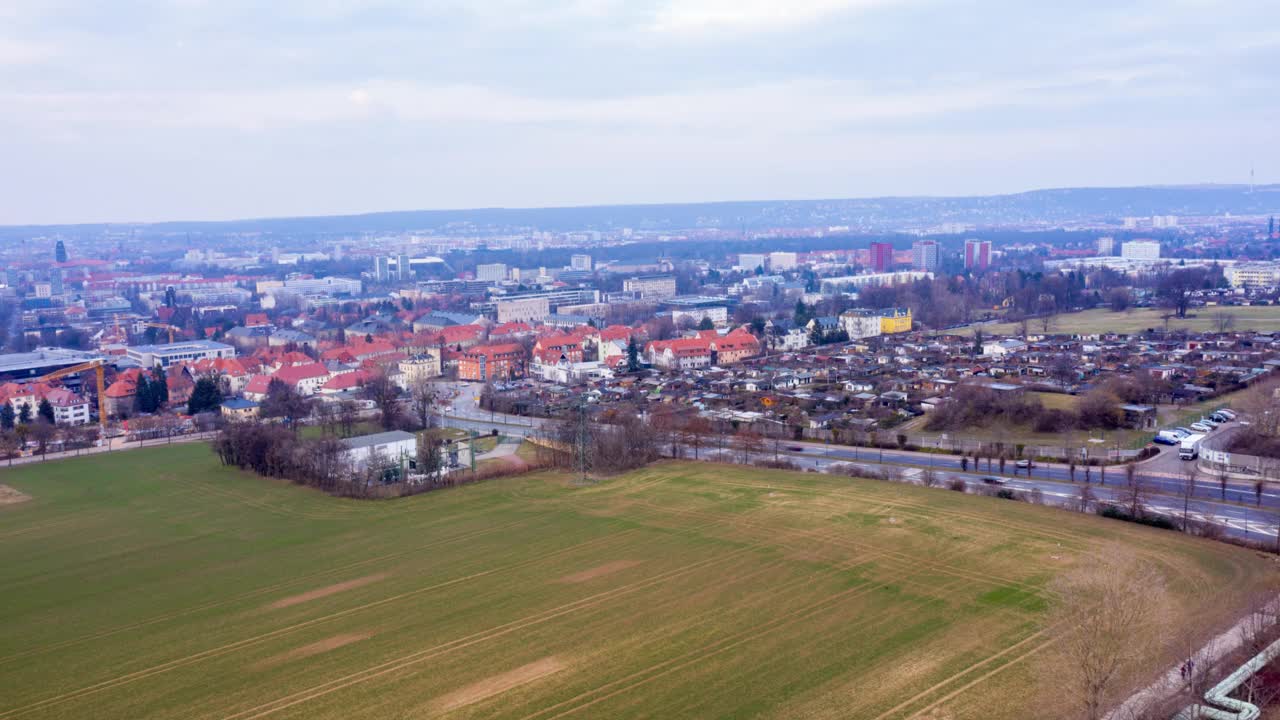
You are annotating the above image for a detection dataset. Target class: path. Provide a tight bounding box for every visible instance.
[1107,602,1279,720]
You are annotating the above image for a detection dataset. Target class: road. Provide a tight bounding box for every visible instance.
[431,381,1279,543]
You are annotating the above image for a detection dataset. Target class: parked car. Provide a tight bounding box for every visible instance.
[1190,422,1213,433]
[1175,427,1195,437]
[1154,432,1180,445]
[1201,417,1221,428]
[980,476,1004,485]
[1218,409,1238,420]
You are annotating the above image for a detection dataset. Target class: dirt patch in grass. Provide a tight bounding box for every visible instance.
[0,484,31,506]
[254,633,371,668]
[435,657,566,712]
[270,573,389,609]
[556,560,641,584]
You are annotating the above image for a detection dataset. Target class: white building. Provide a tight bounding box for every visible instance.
[1226,263,1280,289]
[623,275,677,300]
[768,252,798,271]
[1121,240,1161,261]
[1152,215,1178,229]
[911,241,939,272]
[672,306,728,327]
[737,254,768,272]
[496,296,551,324]
[399,352,442,382]
[126,340,235,368]
[838,311,883,340]
[819,271,931,295]
[570,254,593,271]
[982,339,1027,357]
[1097,236,1115,256]
[341,431,418,473]
[476,263,508,282]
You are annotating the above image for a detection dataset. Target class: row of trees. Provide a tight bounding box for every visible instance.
[925,385,1130,434]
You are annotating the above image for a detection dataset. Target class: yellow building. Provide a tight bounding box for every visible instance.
[879,308,913,334]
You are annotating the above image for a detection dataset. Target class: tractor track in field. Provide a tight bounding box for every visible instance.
[518,573,975,720]
[0,516,534,667]
[888,631,1057,720]
[212,542,773,720]
[0,526,647,720]
[628,499,1059,602]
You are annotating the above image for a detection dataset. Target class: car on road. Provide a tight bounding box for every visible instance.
[1015,459,1035,469]
[1190,422,1213,433]
[980,476,1004,485]
[786,445,805,452]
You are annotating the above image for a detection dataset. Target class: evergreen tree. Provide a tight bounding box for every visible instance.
[626,336,641,372]
[37,398,55,425]
[17,403,31,425]
[697,316,715,331]
[809,323,824,347]
[135,373,155,413]
[152,366,169,406]
[0,404,13,430]
[187,377,222,415]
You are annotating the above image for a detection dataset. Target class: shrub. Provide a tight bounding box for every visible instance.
[947,478,967,493]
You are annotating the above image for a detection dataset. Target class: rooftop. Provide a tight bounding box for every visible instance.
[341,430,417,450]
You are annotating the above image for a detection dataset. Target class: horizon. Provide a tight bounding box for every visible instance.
[3,181,1278,229]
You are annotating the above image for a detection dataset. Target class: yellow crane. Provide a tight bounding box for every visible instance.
[142,322,183,343]
[35,359,108,429]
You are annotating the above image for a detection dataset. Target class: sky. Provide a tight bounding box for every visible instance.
[1,0,1278,225]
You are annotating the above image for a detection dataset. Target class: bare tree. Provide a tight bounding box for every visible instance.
[408,376,437,431]
[1043,553,1172,720]
[1212,310,1235,334]
[1076,483,1095,513]
[921,467,939,488]
[1121,462,1147,516]
[363,373,403,431]
[1215,462,1230,501]
[337,399,359,437]
[1180,464,1198,530]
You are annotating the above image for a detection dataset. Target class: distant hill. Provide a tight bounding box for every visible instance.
[3,185,1278,238]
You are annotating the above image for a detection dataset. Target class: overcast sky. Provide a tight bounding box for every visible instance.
[1,0,1277,224]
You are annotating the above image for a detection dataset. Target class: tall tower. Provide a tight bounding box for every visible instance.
[869,242,893,273]
[54,239,67,264]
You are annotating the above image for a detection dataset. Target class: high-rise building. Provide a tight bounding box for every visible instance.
[54,239,67,264]
[768,252,798,271]
[963,239,991,270]
[373,256,391,282]
[1121,240,1161,261]
[869,242,894,273]
[1152,215,1178,229]
[397,254,411,281]
[570,254,593,272]
[911,241,939,272]
[49,268,64,295]
[737,253,767,272]
[476,263,508,282]
[1096,236,1115,256]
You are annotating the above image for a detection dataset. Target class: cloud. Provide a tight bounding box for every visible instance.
[650,0,890,34]
[0,39,58,66]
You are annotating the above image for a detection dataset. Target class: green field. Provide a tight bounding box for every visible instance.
[965,305,1280,337]
[0,446,1273,720]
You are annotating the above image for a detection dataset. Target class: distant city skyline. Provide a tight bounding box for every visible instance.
[1,0,1277,225]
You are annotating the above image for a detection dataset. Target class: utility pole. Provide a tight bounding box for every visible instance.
[574,396,591,485]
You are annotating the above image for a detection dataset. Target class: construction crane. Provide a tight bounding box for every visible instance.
[142,322,183,343]
[35,359,108,429]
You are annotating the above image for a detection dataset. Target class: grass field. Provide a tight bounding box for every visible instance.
[0,445,1274,720]
[965,305,1280,337]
